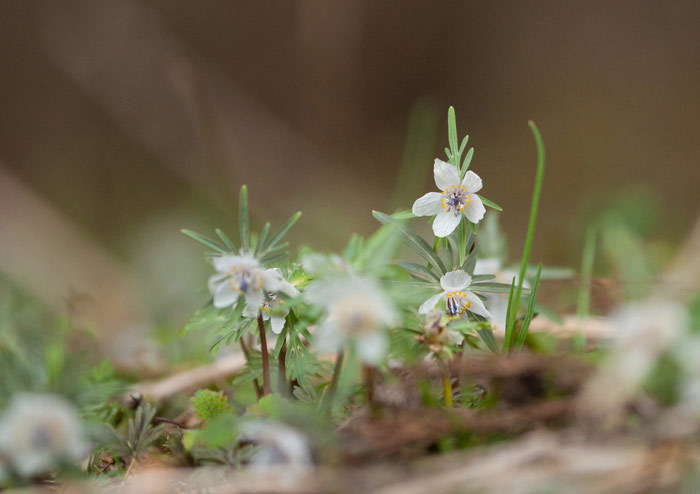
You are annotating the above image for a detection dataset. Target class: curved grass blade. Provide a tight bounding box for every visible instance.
[479,196,503,211]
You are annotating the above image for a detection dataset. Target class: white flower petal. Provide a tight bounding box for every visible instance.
[279,280,299,298]
[444,329,464,346]
[440,270,472,292]
[244,290,264,313]
[355,331,388,364]
[243,303,259,318]
[208,273,227,294]
[412,192,443,217]
[464,195,486,224]
[261,268,283,292]
[213,283,239,308]
[270,316,286,334]
[462,292,492,319]
[432,210,461,237]
[433,159,460,191]
[460,170,483,193]
[213,254,237,273]
[419,292,444,314]
[315,320,343,353]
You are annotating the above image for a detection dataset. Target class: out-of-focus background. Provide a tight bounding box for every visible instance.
[1,1,698,355]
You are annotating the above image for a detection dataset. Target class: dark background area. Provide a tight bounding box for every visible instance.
[1,0,698,333]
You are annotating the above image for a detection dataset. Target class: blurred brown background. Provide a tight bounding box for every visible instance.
[1,1,699,341]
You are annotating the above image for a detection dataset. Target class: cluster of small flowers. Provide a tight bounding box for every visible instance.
[0,394,87,481]
[207,157,497,364]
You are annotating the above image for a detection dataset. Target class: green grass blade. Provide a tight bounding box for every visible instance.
[515,263,542,350]
[503,276,518,351]
[575,225,596,350]
[239,185,250,251]
[508,121,545,351]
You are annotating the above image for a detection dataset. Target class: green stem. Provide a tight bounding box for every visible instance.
[440,361,453,407]
[257,314,271,396]
[239,338,262,399]
[505,121,545,351]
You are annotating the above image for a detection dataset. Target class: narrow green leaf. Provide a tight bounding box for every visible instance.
[239,185,250,251]
[515,264,542,349]
[448,106,458,161]
[445,147,452,160]
[477,328,498,353]
[510,121,546,345]
[396,261,440,282]
[372,211,446,275]
[215,228,236,252]
[256,222,271,255]
[472,274,496,282]
[391,210,416,219]
[265,211,302,253]
[472,282,529,294]
[479,196,503,211]
[459,135,469,156]
[503,276,518,352]
[469,221,477,235]
[462,147,474,171]
[181,229,226,254]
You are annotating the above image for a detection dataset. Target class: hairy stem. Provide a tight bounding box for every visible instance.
[278,338,289,397]
[324,348,345,413]
[239,338,262,399]
[363,365,377,416]
[257,314,271,396]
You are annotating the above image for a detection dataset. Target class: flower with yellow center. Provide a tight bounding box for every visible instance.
[412,159,486,237]
[419,269,491,319]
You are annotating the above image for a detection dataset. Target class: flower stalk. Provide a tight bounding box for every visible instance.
[323,348,345,414]
[257,314,272,396]
[278,338,289,397]
[439,361,453,407]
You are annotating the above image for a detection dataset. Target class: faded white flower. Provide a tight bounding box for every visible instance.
[416,309,464,358]
[305,276,398,364]
[419,269,491,319]
[244,268,299,333]
[412,159,486,237]
[208,252,287,314]
[301,253,350,277]
[0,394,87,477]
[474,257,528,329]
[240,420,312,475]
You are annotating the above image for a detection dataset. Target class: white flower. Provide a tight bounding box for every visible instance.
[208,252,286,315]
[239,420,312,475]
[246,268,299,334]
[474,257,528,329]
[305,276,398,364]
[0,394,87,477]
[419,269,491,319]
[412,159,486,237]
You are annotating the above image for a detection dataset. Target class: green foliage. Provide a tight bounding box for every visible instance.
[191,389,231,422]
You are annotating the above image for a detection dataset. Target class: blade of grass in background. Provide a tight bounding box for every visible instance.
[504,121,545,352]
[575,225,597,351]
